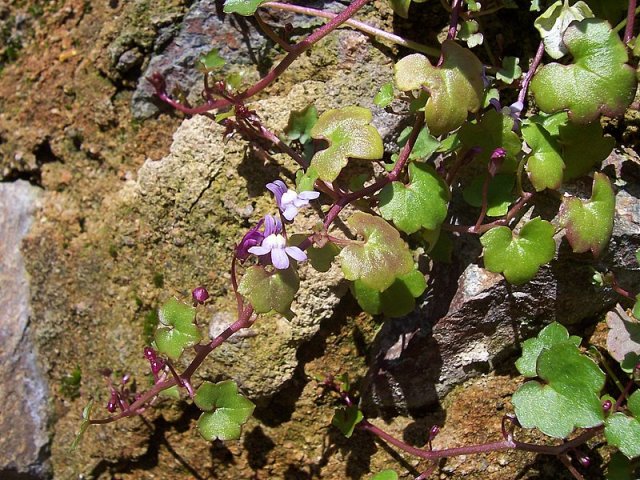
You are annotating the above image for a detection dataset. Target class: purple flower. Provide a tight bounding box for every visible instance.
[236,218,265,261]
[266,180,320,221]
[248,215,307,269]
[489,99,524,130]
[192,286,209,305]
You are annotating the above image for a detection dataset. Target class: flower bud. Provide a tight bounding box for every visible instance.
[192,286,209,305]
[602,400,613,412]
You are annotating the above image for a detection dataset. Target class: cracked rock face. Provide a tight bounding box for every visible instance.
[0,181,49,479]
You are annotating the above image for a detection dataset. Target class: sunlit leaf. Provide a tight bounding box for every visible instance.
[71,400,94,450]
[513,341,606,438]
[295,167,319,193]
[531,19,637,123]
[155,298,202,361]
[522,121,564,191]
[371,470,399,480]
[339,212,413,291]
[351,268,426,317]
[397,126,440,161]
[223,0,267,16]
[516,322,581,378]
[238,265,299,316]
[198,48,225,71]
[529,112,614,180]
[561,172,615,257]
[534,0,593,59]
[310,107,383,182]
[195,380,255,441]
[379,163,449,234]
[605,411,640,459]
[459,20,483,48]
[394,42,484,135]
[480,218,556,285]
[374,82,394,108]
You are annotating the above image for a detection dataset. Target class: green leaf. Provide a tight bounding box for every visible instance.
[351,269,427,317]
[605,413,640,459]
[397,126,440,161]
[310,106,383,182]
[531,19,637,123]
[155,298,202,361]
[223,0,267,16]
[195,380,255,441]
[394,42,484,136]
[585,0,627,24]
[480,218,556,285]
[198,48,225,71]
[629,391,640,418]
[515,322,582,378]
[339,213,414,292]
[512,341,606,438]
[496,56,522,84]
[459,109,522,172]
[522,121,564,191]
[237,265,299,316]
[561,172,615,257]
[530,112,614,180]
[462,174,516,217]
[534,0,594,59]
[291,234,341,273]
[459,20,484,48]
[374,82,394,108]
[71,400,94,450]
[606,452,636,480]
[285,105,318,145]
[634,294,640,321]
[332,405,363,438]
[371,470,399,480]
[160,385,180,400]
[295,167,319,193]
[388,0,411,18]
[379,163,450,234]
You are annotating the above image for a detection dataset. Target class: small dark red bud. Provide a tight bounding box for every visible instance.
[488,147,507,177]
[192,286,209,305]
[151,359,164,374]
[577,455,591,468]
[121,374,130,385]
[107,391,118,413]
[602,400,613,412]
[429,425,440,440]
[143,347,156,361]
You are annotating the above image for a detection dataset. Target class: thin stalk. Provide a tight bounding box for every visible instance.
[447,0,463,41]
[613,6,640,35]
[474,173,491,230]
[517,41,545,107]
[624,0,638,44]
[262,2,440,57]
[254,12,293,52]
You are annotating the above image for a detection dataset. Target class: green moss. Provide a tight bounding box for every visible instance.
[142,309,159,344]
[60,365,82,399]
[152,272,164,288]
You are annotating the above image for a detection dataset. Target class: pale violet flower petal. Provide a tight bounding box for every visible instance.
[298,190,320,200]
[283,206,298,221]
[248,245,270,256]
[271,248,290,269]
[285,246,307,262]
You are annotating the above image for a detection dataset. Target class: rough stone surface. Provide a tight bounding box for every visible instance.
[0,181,49,479]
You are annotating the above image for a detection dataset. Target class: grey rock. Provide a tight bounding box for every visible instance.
[0,181,49,479]
[115,47,144,73]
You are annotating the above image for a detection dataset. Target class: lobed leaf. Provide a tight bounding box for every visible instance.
[223,0,267,16]
[397,126,440,161]
[339,212,414,292]
[512,341,606,438]
[379,163,450,234]
[394,42,484,135]
[238,265,299,316]
[529,112,614,180]
[534,0,593,59]
[480,218,556,285]
[531,19,637,123]
[198,48,225,71]
[605,413,640,459]
[155,298,202,361]
[351,269,427,318]
[522,121,564,191]
[516,322,581,378]
[332,405,364,438]
[310,106,383,182]
[496,56,522,84]
[195,380,255,441]
[561,172,615,257]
